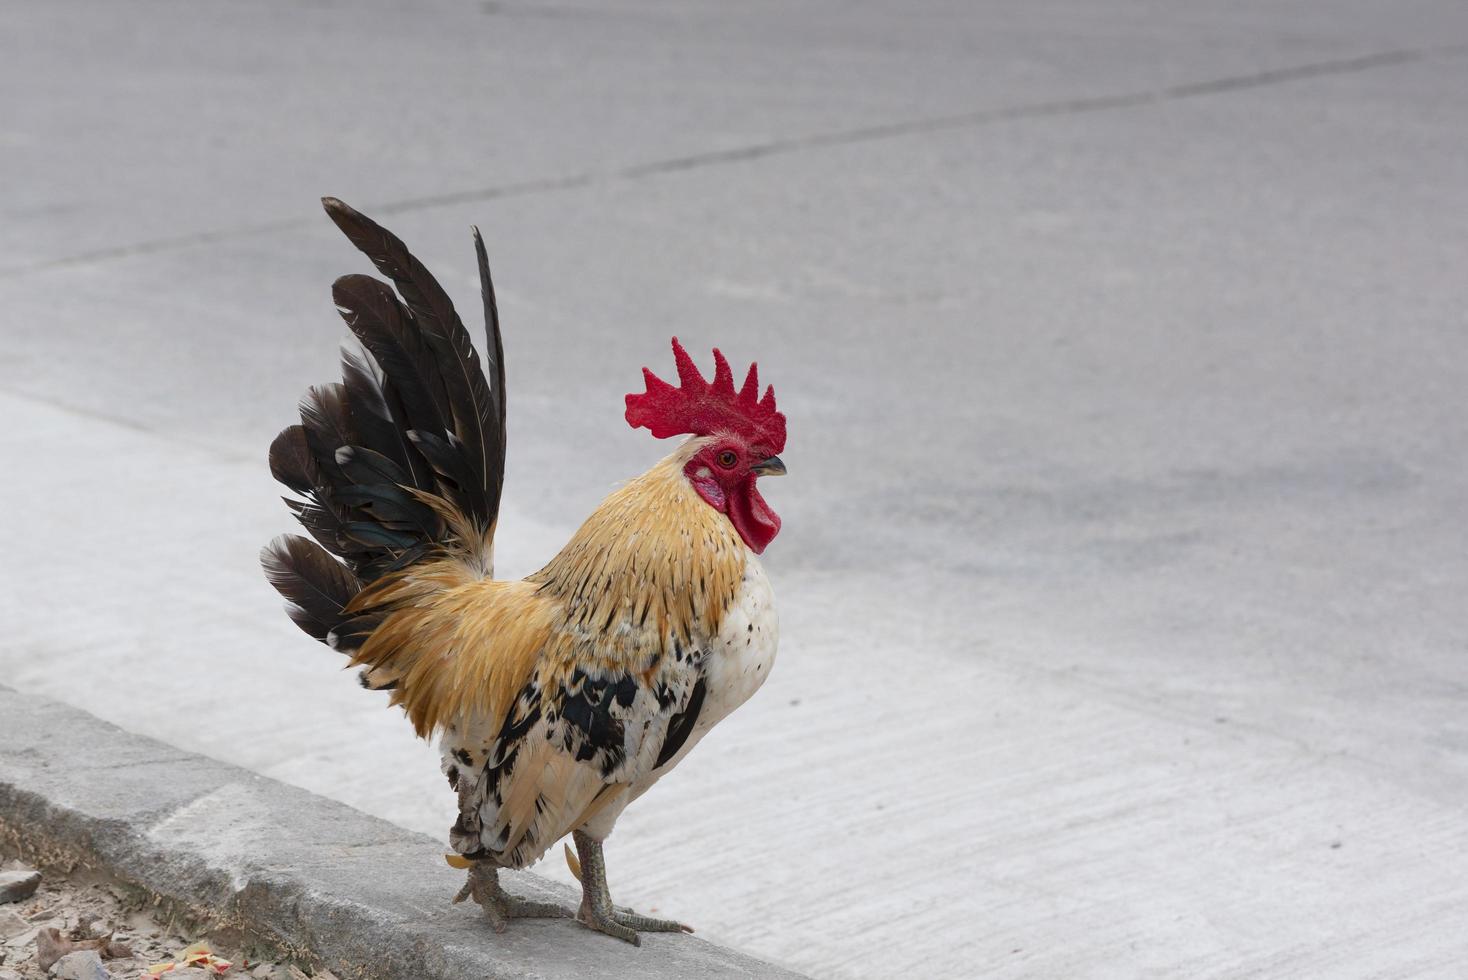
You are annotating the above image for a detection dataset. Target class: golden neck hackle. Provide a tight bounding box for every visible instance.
[529,440,747,653]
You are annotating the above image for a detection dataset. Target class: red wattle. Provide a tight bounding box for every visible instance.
[728,477,781,554]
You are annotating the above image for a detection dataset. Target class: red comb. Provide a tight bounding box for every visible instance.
[625,338,786,453]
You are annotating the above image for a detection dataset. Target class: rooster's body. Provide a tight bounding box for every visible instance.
[262,199,787,944]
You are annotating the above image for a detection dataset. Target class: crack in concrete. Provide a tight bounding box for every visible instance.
[0,43,1460,282]
[0,385,257,464]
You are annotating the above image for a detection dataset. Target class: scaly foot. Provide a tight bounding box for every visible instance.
[453,861,569,933]
[570,832,694,945]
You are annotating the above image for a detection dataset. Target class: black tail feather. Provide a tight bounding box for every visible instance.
[299,383,355,484]
[474,226,508,526]
[331,481,439,538]
[331,274,452,445]
[334,444,412,490]
[285,494,369,562]
[261,534,362,642]
[263,198,509,646]
[406,428,480,512]
[330,610,389,654]
[268,425,320,497]
[339,343,433,493]
[322,197,502,530]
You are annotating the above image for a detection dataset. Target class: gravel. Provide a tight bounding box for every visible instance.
[0,859,310,980]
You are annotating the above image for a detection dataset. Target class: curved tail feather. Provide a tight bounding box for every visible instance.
[262,198,507,661]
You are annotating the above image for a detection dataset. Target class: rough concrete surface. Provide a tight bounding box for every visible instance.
[3,0,1468,977]
[0,686,804,979]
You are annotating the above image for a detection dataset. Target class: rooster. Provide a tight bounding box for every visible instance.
[261,198,787,945]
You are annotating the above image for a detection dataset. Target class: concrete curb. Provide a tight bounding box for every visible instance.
[0,685,806,979]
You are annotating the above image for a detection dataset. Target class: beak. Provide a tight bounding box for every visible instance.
[751,455,787,477]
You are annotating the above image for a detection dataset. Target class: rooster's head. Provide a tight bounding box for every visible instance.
[625,338,787,554]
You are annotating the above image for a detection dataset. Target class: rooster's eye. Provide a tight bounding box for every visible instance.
[717,450,738,468]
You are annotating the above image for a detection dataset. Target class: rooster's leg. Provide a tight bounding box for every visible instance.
[453,861,568,932]
[571,830,693,945]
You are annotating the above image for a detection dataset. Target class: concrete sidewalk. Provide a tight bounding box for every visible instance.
[4,1,1468,977]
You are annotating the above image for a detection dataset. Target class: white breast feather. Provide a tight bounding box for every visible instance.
[589,552,778,833]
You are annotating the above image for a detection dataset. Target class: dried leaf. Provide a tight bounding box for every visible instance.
[177,942,233,974]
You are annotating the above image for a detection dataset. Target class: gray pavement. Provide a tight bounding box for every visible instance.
[3,1,1468,977]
